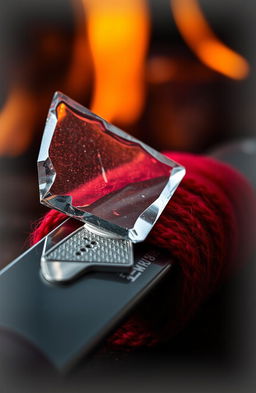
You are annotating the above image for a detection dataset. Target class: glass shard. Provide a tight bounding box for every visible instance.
[38,92,185,242]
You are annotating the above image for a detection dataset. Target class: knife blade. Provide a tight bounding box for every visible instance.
[0,218,172,371]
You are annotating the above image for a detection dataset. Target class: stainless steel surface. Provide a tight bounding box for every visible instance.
[0,217,171,370]
[41,222,133,283]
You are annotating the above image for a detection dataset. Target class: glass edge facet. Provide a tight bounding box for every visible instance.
[129,165,186,242]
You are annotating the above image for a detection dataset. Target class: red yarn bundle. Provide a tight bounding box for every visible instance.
[31,152,256,348]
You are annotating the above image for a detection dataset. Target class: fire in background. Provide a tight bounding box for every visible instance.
[0,0,251,156]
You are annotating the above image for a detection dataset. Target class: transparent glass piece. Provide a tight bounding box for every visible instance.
[38,92,185,242]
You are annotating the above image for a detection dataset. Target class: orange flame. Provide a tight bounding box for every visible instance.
[83,0,150,124]
[171,0,249,80]
[57,102,68,122]
[0,88,37,156]
[65,0,92,96]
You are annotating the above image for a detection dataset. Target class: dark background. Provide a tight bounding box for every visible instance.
[0,1,255,391]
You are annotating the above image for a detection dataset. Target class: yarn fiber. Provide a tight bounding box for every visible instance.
[31,152,256,348]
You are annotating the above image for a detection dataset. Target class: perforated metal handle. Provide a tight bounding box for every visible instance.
[41,224,134,283]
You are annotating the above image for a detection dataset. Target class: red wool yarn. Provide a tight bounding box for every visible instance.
[31,152,256,348]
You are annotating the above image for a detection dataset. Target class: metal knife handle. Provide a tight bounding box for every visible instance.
[41,224,134,283]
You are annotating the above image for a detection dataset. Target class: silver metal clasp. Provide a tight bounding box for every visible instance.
[41,219,133,283]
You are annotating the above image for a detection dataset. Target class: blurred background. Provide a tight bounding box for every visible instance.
[0,0,255,390]
[0,0,255,265]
